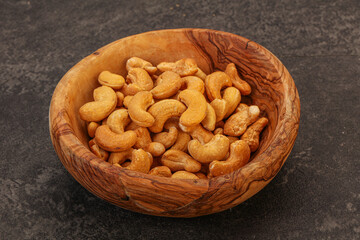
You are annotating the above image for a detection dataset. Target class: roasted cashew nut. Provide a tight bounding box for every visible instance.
[180,124,214,144]
[171,171,199,179]
[161,150,201,173]
[209,140,251,177]
[225,63,251,95]
[201,103,216,131]
[87,122,100,138]
[126,57,157,75]
[133,127,165,157]
[178,89,207,128]
[89,139,109,161]
[150,71,182,99]
[106,108,130,134]
[188,134,230,164]
[95,125,137,152]
[157,58,198,77]
[223,87,241,118]
[210,99,228,122]
[115,91,125,107]
[224,104,260,136]
[108,148,134,164]
[79,86,117,122]
[152,126,178,149]
[122,68,154,95]
[181,76,205,93]
[213,128,224,135]
[125,149,153,173]
[98,71,125,90]
[128,91,155,127]
[205,71,232,101]
[123,95,133,109]
[170,131,191,152]
[241,117,268,152]
[147,99,186,133]
[148,166,172,177]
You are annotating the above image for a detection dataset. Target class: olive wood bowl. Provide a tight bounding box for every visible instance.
[49,28,300,217]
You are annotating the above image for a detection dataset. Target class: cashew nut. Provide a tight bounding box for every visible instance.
[106,108,130,134]
[157,58,198,77]
[209,140,251,177]
[122,68,154,95]
[115,91,125,107]
[133,127,166,157]
[170,131,191,152]
[127,91,155,127]
[152,126,178,149]
[147,99,186,133]
[223,87,241,118]
[201,103,216,131]
[205,71,232,101]
[123,95,133,109]
[148,166,172,177]
[224,104,260,136]
[213,128,224,135]
[178,89,207,128]
[98,71,125,90]
[126,57,157,75]
[79,86,117,122]
[150,71,182,99]
[125,149,153,173]
[161,150,201,173]
[180,124,214,144]
[95,125,137,152]
[241,117,268,152]
[188,134,230,164]
[89,139,109,161]
[171,171,199,179]
[225,63,251,95]
[181,76,205,93]
[87,122,100,138]
[210,99,228,122]
[108,148,134,164]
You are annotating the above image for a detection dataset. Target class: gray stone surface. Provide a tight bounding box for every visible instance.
[0,0,359,239]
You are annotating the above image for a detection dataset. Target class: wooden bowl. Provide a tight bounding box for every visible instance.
[49,28,300,217]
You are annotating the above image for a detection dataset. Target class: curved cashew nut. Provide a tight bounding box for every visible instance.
[178,89,207,128]
[108,148,134,164]
[209,140,251,177]
[115,91,125,107]
[157,58,198,77]
[133,127,165,157]
[151,71,182,99]
[87,122,100,138]
[188,134,230,164]
[201,103,216,131]
[170,131,191,152]
[223,87,241,118]
[181,76,205,93]
[241,117,268,152]
[171,171,199,179]
[225,63,251,95]
[123,95,133,109]
[148,166,172,177]
[224,104,260,136]
[180,124,214,144]
[89,139,109,161]
[125,149,153,173]
[98,71,125,90]
[126,57,157,75]
[122,68,154,95]
[205,71,232,101]
[161,150,201,173]
[94,125,137,152]
[128,91,155,127]
[79,86,117,122]
[148,99,186,133]
[210,99,228,122]
[152,126,178,149]
[106,108,130,134]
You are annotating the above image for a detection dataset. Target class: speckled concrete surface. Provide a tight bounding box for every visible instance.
[1,0,359,239]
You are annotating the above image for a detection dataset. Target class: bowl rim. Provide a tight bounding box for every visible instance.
[49,27,300,201]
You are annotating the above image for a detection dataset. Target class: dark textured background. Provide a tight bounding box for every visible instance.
[1,0,359,239]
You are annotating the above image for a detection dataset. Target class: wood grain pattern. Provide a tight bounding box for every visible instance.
[49,28,300,217]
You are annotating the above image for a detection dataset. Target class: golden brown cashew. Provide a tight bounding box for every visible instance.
[98,71,125,90]
[181,76,205,93]
[157,58,198,77]
[126,57,157,75]
[79,86,117,122]
[125,149,153,173]
[209,140,251,177]
[188,134,230,164]
[87,122,100,138]
[89,139,109,161]
[241,117,269,152]
[147,99,186,133]
[201,103,216,131]
[123,95,133,108]
[122,68,154,95]
[127,91,155,127]
[95,125,137,152]
[115,91,125,107]
[106,108,130,134]
[108,148,134,164]
[223,87,241,118]
[171,171,199,179]
[170,131,191,152]
[210,99,228,122]
[225,63,251,95]
[150,71,182,99]
[161,150,201,173]
[178,89,207,128]
[152,126,178,149]
[148,166,172,177]
[133,127,165,157]
[205,71,232,101]
[224,104,260,136]
[180,124,214,144]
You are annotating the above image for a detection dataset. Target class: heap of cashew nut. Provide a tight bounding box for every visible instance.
[79,57,268,179]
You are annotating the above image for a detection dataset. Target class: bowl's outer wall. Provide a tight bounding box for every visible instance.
[49,28,300,217]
